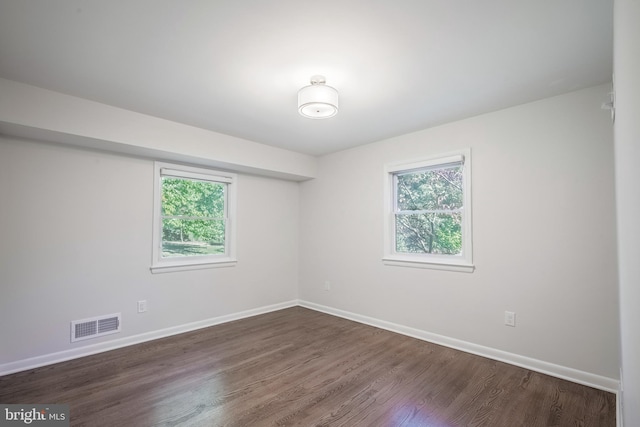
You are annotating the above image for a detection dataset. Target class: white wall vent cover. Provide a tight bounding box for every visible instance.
[71,313,121,342]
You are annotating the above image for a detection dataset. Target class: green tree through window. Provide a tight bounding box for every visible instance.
[161,177,227,257]
[152,162,237,273]
[394,164,463,255]
[384,151,473,271]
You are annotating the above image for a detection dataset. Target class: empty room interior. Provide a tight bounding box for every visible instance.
[0,1,638,426]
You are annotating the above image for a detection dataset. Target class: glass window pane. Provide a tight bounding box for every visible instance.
[161,177,225,218]
[396,165,463,211]
[162,219,225,258]
[395,213,462,255]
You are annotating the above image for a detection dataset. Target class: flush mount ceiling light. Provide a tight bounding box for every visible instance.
[298,75,339,119]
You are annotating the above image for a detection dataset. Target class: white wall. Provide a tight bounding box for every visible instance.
[0,136,299,367]
[299,84,619,383]
[614,0,640,424]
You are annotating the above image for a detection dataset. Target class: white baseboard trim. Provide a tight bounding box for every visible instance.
[298,300,620,394]
[618,398,623,427]
[0,300,298,377]
[617,375,624,427]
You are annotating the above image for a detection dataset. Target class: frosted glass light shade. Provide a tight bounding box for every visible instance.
[298,77,338,119]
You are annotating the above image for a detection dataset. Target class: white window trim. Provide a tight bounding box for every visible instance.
[151,162,237,274]
[382,149,474,273]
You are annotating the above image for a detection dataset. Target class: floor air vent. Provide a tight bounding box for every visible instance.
[71,313,121,342]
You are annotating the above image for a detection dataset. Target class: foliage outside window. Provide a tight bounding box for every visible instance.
[152,162,236,273]
[383,150,473,272]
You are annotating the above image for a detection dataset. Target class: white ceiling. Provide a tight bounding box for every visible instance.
[0,1,613,156]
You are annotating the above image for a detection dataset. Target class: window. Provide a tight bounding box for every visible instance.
[151,162,237,273]
[383,150,473,272]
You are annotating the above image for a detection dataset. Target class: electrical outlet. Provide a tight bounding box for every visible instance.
[504,311,516,327]
[324,281,331,291]
[137,300,147,313]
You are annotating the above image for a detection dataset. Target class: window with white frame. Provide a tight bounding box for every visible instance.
[383,150,474,272]
[151,162,237,273]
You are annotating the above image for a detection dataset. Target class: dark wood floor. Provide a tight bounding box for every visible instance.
[0,307,615,426]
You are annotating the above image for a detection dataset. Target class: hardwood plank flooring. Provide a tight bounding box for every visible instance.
[0,307,615,426]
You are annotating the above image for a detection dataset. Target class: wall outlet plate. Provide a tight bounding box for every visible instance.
[504,311,516,327]
[137,300,147,313]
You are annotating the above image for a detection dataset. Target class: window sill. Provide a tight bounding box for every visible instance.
[151,259,237,274]
[382,256,475,273]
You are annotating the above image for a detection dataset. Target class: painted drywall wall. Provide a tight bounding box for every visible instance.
[299,84,619,381]
[614,0,640,424]
[0,78,317,181]
[0,136,299,366]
